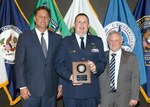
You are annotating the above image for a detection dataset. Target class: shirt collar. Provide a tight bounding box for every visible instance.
[75,33,87,39]
[35,28,48,36]
[109,48,122,56]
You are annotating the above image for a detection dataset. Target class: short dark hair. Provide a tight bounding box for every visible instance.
[34,6,51,18]
[75,13,89,23]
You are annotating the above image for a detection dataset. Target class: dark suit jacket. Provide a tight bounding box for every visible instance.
[100,50,140,107]
[15,29,61,97]
[55,33,106,98]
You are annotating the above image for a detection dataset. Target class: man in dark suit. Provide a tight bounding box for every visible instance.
[15,6,61,107]
[55,13,106,107]
[99,31,140,107]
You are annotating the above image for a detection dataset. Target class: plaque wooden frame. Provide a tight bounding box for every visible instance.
[72,61,91,84]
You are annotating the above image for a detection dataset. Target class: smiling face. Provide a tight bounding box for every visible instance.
[74,14,89,36]
[108,32,123,52]
[34,9,50,32]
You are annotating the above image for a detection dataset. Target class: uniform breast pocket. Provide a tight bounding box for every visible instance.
[86,50,99,61]
[67,49,79,61]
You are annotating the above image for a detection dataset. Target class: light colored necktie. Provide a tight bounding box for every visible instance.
[41,33,47,57]
[109,53,116,91]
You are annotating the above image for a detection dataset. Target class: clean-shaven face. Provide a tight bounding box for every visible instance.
[74,15,89,36]
[34,9,50,32]
[108,33,123,52]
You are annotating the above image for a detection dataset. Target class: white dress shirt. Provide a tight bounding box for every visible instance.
[75,33,87,49]
[35,28,49,49]
[109,49,122,89]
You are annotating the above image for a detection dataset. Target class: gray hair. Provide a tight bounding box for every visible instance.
[107,30,123,42]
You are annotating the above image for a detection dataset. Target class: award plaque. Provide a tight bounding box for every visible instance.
[72,61,91,84]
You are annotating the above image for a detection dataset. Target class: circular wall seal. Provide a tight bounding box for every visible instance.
[104,21,135,52]
[0,25,22,64]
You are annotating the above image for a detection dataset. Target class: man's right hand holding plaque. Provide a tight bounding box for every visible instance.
[72,61,96,84]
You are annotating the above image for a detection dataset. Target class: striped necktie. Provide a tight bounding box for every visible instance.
[109,53,116,91]
[41,33,47,57]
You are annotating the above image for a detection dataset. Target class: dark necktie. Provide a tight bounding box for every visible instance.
[80,37,84,49]
[109,53,116,91]
[41,33,47,57]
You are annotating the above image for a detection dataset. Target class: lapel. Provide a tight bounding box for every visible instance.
[70,34,84,60]
[85,34,92,51]
[71,33,81,51]
[70,33,92,61]
[71,33,94,59]
[103,51,110,89]
[31,30,46,60]
[117,49,126,84]
[46,31,55,61]
[83,34,95,58]
[105,51,110,76]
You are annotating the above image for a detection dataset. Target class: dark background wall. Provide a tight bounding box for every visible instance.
[17,0,138,24]
[0,0,149,107]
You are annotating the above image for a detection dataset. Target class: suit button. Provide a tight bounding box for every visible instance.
[82,58,85,60]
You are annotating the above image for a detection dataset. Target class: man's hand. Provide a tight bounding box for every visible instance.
[70,74,83,86]
[20,87,31,100]
[129,99,138,106]
[88,60,96,73]
[57,85,62,99]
